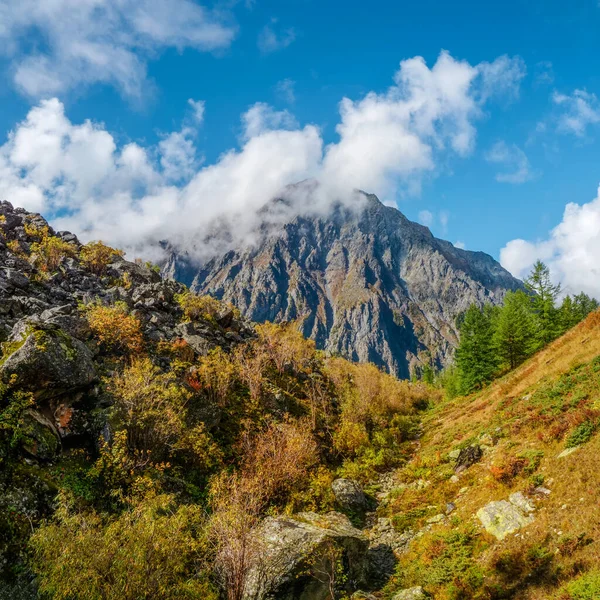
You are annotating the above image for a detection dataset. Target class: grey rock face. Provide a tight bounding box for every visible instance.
[332,478,368,513]
[244,511,368,600]
[1,322,97,400]
[171,192,522,378]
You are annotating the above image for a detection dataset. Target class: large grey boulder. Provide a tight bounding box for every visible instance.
[244,511,368,600]
[392,587,429,600]
[476,492,535,540]
[332,478,368,513]
[1,322,96,399]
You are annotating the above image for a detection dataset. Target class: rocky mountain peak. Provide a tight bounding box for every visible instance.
[165,190,522,378]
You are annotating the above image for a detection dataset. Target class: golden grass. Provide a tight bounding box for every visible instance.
[387,311,600,599]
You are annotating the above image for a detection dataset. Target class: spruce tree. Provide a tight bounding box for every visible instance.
[494,290,534,369]
[573,292,599,322]
[455,304,498,394]
[524,260,561,347]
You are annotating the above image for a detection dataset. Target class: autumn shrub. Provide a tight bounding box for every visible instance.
[194,347,237,407]
[79,241,124,275]
[107,358,189,464]
[30,235,77,273]
[30,490,217,600]
[176,291,222,322]
[256,321,316,374]
[238,418,319,504]
[85,301,144,355]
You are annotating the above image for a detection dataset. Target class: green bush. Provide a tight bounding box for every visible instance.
[566,420,596,448]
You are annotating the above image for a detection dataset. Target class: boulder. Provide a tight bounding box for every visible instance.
[20,410,61,460]
[332,478,368,512]
[1,323,96,400]
[392,587,429,600]
[244,511,368,600]
[454,444,483,473]
[476,492,535,540]
[175,322,215,356]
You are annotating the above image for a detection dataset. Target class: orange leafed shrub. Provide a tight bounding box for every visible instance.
[80,241,124,275]
[30,235,77,273]
[85,301,144,355]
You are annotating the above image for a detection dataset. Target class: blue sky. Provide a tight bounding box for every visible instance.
[1,0,599,295]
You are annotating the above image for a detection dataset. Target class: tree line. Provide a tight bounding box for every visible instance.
[444,260,598,396]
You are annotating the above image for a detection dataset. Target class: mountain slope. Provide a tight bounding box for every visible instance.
[168,192,522,378]
[380,310,600,599]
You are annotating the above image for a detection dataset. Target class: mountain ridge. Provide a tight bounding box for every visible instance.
[164,191,523,378]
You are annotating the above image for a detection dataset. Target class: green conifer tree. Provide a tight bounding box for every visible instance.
[494,290,535,369]
[455,304,498,394]
[524,260,561,347]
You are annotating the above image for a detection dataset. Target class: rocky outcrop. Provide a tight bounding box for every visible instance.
[332,478,368,513]
[169,190,522,378]
[1,319,97,400]
[0,201,254,459]
[244,511,369,600]
[476,492,535,540]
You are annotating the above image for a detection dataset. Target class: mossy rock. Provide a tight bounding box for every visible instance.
[0,325,96,400]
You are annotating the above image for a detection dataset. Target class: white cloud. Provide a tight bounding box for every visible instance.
[552,89,600,136]
[0,0,237,100]
[0,50,526,261]
[241,103,299,140]
[187,99,206,124]
[454,240,466,250]
[418,210,434,227]
[257,19,296,54]
[485,140,534,184]
[500,186,600,297]
[275,78,296,104]
[477,55,527,103]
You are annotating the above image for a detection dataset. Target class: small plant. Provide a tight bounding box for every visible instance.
[30,235,77,273]
[80,241,124,275]
[176,291,222,323]
[566,420,596,448]
[84,301,144,355]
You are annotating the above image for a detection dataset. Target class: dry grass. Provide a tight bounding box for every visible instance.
[387,311,600,599]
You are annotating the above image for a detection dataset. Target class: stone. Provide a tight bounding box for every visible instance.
[426,513,445,524]
[557,446,580,458]
[243,511,368,600]
[454,445,483,472]
[1,324,97,399]
[476,493,535,540]
[175,322,215,356]
[445,502,456,514]
[509,491,535,513]
[332,478,368,512]
[20,410,61,460]
[448,448,461,461]
[392,586,429,600]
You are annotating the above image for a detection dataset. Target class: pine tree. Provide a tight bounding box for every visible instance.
[524,260,561,347]
[573,292,599,322]
[455,304,498,394]
[558,295,579,333]
[494,290,535,369]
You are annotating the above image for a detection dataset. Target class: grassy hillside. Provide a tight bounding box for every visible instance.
[381,311,600,599]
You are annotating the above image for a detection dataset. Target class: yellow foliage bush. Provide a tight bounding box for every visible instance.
[30,235,77,273]
[176,291,222,322]
[80,240,124,275]
[31,490,217,600]
[255,321,316,374]
[85,301,144,355]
